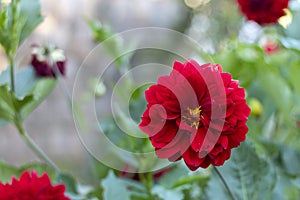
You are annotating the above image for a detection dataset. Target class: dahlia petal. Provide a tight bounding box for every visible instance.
[183,148,204,171]
[156,133,189,158]
[212,148,231,166]
[190,128,206,151]
[209,144,223,157]
[0,171,70,200]
[221,72,232,87]
[173,60,184,72]
[199,157,212,168]
[219,135,228,149]
[168,152,182,162]
[150,122,178,148]
[145,86,158,103]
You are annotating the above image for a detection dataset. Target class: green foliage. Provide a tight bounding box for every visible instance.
[54,172,96,199]
[0,160,19,183]
[289,62,300,98]
[101,171,147,200]
[0,0,43,56]
[257,67,293,118]
[285,0,300,41]
[0,160,55,183]
[0,84,33,123]
[152,185,184,200]
[0,67,56,125]
[87,19,114,43]
[88,19,136,68]
[204,141,277,200]
[18,0,43,44]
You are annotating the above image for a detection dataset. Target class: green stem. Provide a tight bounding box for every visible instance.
[15,121,60,173]
[9,56,15,93]
[213,166,236,200]
[139,173,155,200]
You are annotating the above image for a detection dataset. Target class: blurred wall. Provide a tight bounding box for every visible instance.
[0,0,190,181]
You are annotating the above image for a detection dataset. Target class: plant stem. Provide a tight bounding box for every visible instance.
[9,56,15,93]
[15,121,60,173]
[213,166,236,200]
[139,173,155,200]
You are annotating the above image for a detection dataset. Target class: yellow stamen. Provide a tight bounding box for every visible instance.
[182,106,204,129]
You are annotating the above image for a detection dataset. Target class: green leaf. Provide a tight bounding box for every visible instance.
[54,172,100,199]
[0,67,10,86]
[205,141,277,200]
[87,19,113,42]
[0,160,55,183]
[55,173,78,194]
[19,162,55,178]
[14,67,39,98]
[101,171,131,200]
[18,0,43,44]
[0,67,39,99]
[21,78,56,120]
[0,160,19,183]
[258,68,293,118]
[172,173,209,189]
[101,171,147,200]
[152,185,184,200]
[0,0,43,55]
[158,164,189,188]
[280,146,300,176]
[0,67,56,123]
[0,84,33,123]
[289,62,300,99]
[0,2,11,53]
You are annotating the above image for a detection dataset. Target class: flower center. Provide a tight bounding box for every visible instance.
[182,106,203,129]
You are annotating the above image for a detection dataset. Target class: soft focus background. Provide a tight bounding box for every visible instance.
[1,0,298,185]
[0,0,234,181]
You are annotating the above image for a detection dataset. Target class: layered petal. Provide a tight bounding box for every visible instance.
[0,171,70,200]
[139,60,251,171]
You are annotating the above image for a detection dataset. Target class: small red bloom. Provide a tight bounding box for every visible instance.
[31,44,66,77]
[261,37,280,55]
[236,0,289,25]
[264,42,279,55]
[0,171,70,200]
[139,60,250,171]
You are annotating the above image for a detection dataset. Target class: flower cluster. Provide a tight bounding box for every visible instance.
[139,60,250,170]
[0,171,70,200]
[237,0,289,25]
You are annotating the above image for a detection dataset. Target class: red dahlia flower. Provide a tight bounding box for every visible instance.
[139,60,250,170]
[236,0,289,25]
[0,171,70,200]
[31,44,66,77]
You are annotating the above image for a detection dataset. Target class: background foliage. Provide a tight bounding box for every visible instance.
[0,0,300,199]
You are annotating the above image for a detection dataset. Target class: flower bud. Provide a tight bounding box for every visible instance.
[249,98,263,117]
[31,44,66,77]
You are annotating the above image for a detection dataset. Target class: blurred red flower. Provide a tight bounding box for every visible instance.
[139,60,250,170]
[31,44,66,77]
[0,171,70,200]
[119,164,172,182]
[236,0,289,25]
[263,42,279,55]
